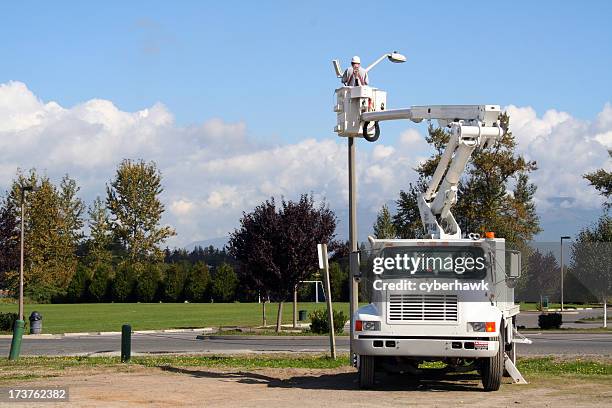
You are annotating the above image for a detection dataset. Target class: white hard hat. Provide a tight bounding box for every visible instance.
[351,56,361,64]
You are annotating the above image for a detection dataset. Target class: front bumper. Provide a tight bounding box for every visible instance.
[353,335,499,358]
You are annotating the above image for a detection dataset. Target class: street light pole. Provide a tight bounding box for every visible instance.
[348,136,358,359]
[9,185,33,360]
[560,236,571,312]
[19,188,25,322]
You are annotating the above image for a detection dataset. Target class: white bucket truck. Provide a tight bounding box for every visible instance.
[332,53,530,391]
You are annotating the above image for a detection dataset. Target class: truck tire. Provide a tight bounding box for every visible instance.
[358,355,375,389]
[481,335,503,391]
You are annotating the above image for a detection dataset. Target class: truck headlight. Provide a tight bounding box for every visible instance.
[467,322,496,332]
[355,320,380,331]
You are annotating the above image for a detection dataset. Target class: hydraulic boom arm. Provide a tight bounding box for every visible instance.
[363,105,503,239]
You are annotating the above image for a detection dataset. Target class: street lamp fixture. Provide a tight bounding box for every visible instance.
[560,236,571,312]
[364,51,407,73]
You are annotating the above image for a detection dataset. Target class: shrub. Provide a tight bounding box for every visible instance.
[538,313,563,329]
[0,312,19,332]
[309,309,348,334]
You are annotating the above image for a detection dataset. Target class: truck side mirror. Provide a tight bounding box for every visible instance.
[507,250,521,278]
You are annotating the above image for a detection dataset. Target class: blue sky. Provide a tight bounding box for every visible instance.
[0,1,610,245]
[3,1,611,137]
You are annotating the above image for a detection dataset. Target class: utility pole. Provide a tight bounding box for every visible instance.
[9,185,33,360]
[348,137,358,359]
[560,236,571,312]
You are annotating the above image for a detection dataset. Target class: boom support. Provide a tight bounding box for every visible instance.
[334,84,503,239]
[364,105,503,239]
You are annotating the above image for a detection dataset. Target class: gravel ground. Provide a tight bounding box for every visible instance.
[2,365,611,407]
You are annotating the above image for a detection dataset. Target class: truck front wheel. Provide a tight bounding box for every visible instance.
[480,335,503,391]
[358,355,376,389]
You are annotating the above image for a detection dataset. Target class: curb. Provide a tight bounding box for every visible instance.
[0,333,62,339]
[197,335,350,341]
[1,328,216,338]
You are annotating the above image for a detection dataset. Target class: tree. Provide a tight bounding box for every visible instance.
[136,263,162,302]
[111,263,136,302]
[393,116,540,244]
[571,215,612,327]
[66,264,91,302]
[85,197,113,267]
[328,261,349,302]
[228,194,336,331]
[5,170,84,299]
[211,263,238,302]
[515,249,559,302]
[0,196,19,288]
[373,204,396,239]
[584,150,612,210]
[88,263,112,302]
[393,184,424,239]
[164,262,188,302]
[106,160,175,262]
[185,262,210,302]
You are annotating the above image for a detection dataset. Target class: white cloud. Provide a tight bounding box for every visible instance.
[506,104,611,211]
[0,81,609,246]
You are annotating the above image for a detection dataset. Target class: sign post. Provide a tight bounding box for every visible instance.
[318,243,336,359]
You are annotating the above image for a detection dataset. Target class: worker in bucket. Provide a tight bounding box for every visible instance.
[342,56,369,86]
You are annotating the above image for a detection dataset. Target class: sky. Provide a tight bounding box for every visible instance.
[0,1,610,247]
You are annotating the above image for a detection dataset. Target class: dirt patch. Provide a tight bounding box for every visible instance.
[2,365,611,407]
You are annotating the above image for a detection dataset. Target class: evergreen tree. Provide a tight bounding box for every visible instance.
[136,263,162,302]
[66,264,91,302]
[164,262,188,302]
[373,204,396,239]
[111,263,136,302]
[393,115,540,243]
[211,263,238,302]
[185,261,210,302]
[393,184,424,239]
[328,261,349,302]
[88,263,112,302]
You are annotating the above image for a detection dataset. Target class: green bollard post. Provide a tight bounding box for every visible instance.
[121,324,131,363]
[8,320,25,360]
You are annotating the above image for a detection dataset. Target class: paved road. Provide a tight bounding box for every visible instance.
[2,331,610,357]
[516,307,609,329]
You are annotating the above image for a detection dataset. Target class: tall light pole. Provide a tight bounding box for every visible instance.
[9,184,34,360]
[560,236,571,312]
[340,51,406,360]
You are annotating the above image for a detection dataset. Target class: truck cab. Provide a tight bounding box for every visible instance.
[353,236,521,391]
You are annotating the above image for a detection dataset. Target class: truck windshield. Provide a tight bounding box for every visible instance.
[376,246,487,279]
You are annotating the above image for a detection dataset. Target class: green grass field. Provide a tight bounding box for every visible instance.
[1,356,610,382]
[0,302,350,334]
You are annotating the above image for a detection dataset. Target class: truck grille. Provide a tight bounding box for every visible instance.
[388,294,458,322]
